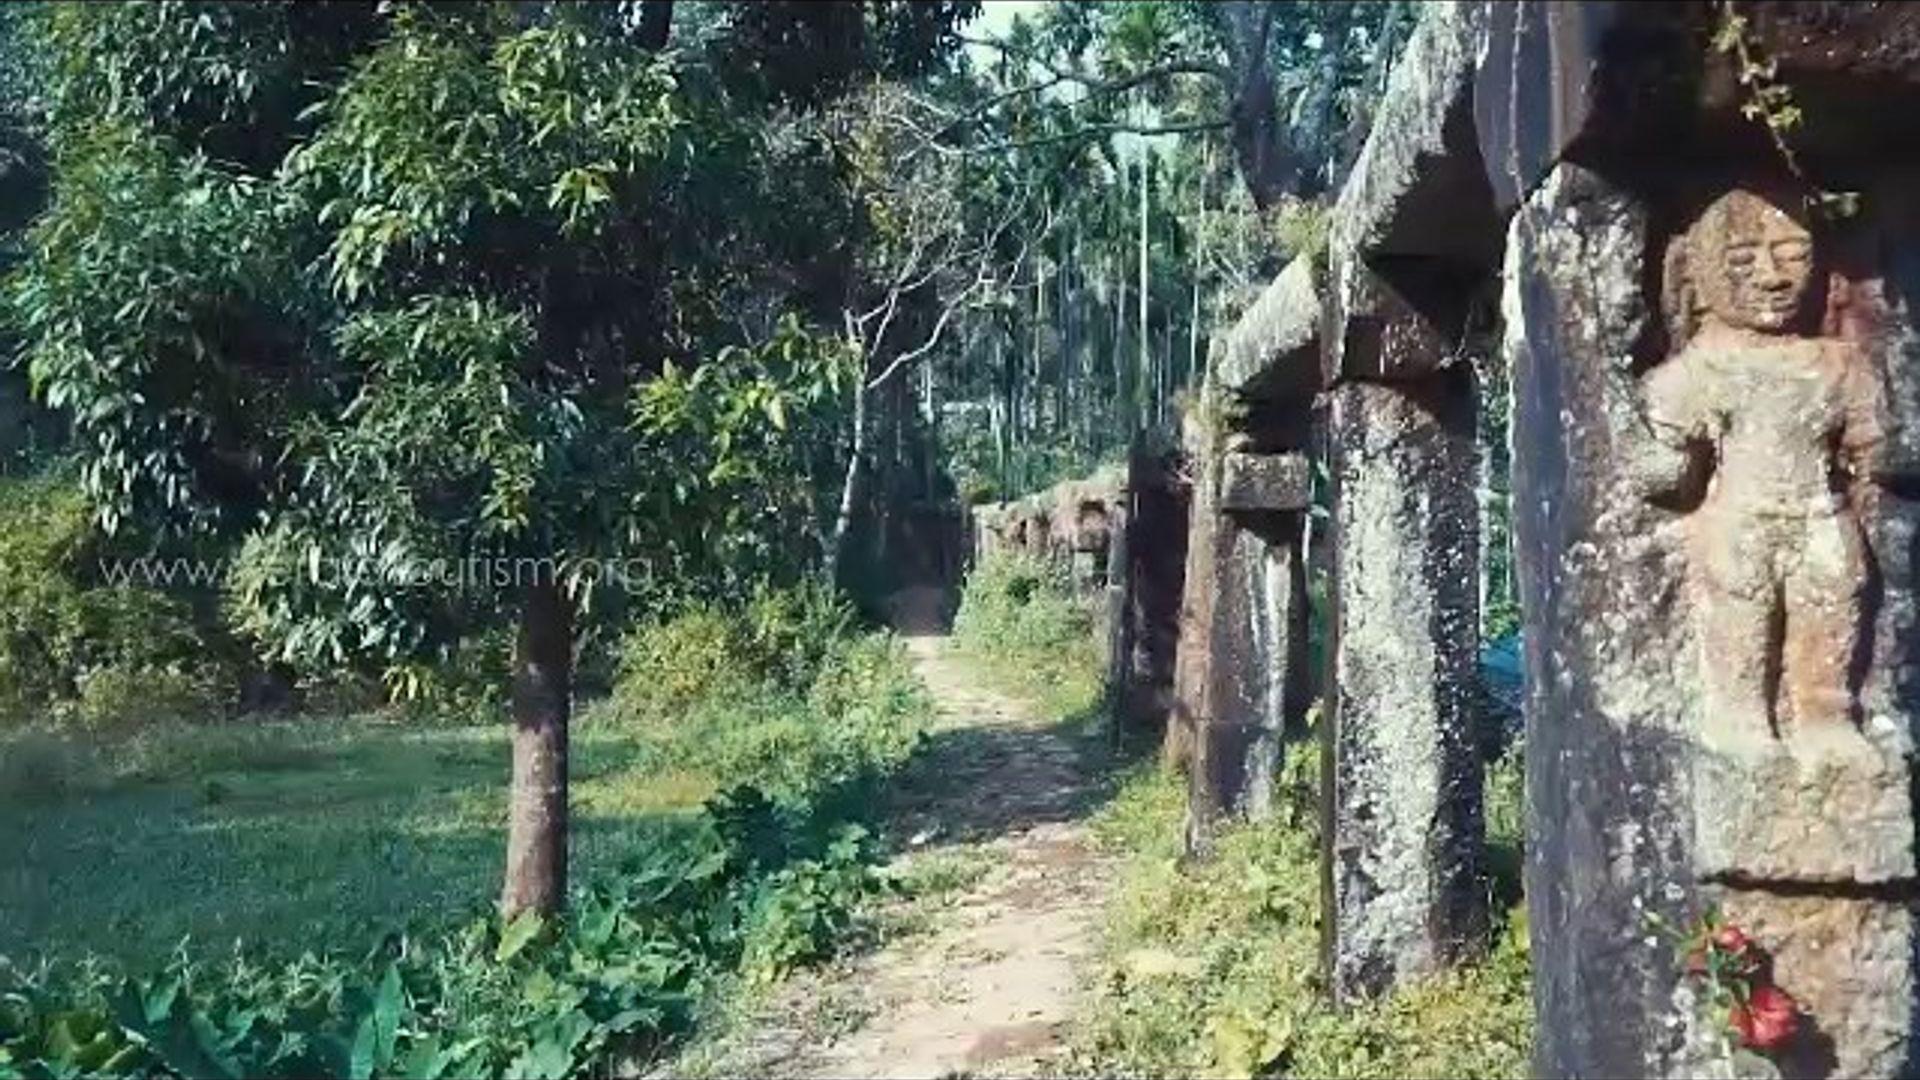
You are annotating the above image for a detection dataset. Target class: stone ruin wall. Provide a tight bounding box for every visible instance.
[968,461,1190,737]
[1161,2,1920,1077]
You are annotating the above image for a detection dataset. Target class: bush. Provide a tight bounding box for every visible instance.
[604,582,861,729]
[0,472,232,729]
[951,552,1103,717]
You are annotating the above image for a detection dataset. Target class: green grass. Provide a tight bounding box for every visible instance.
[951,553,1106,720]
[0,719,711,966]
[1066,753,1532,1080]
[0,621,933,971]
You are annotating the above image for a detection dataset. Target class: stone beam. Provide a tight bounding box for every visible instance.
[1332,1,1502,285]
[1212,254,1323,403]
[1218,451,1310,513]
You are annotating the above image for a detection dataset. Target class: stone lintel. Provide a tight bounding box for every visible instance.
[1332,0,1501,275]
[1213,254,1322,403]
[1218,451,1310,513]
[1323,262,1459,385]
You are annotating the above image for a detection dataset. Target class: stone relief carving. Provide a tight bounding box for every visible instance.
[1643,189,1882,745]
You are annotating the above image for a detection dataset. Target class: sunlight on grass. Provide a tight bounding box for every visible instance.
[1067,762,1532,1080]
[0,719,710,966]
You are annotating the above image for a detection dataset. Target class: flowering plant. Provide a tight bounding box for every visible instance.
[1667,909,1801,1055]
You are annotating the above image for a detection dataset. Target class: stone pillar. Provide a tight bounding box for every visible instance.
[1165,402,1221,773]
[1117,445,1190,739]
[1321,276,1486,1003]
[1177,254,1324,849]
[1481,2,1920,1074]
[1186,448,1312,846]
[1510,163,1920,1080]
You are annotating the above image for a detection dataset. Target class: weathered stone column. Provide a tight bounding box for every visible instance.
[1116,446,1190,739]
[1486,3,1920,1075]
[1185,447,1312,840]
[1510,166,1920,1080]
[1321,279,1487,1003]
[1180,257,1324,851]
[1312,0,1497,1004]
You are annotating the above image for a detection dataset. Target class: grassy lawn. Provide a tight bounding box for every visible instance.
[0,718,719,967]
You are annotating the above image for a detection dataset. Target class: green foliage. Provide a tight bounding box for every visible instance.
[952,552,1104,718]
[1071,759,1532,1080]
[29,1,384,171]
[1,613,930,1078]
[288,7,680,302]
[606,582,859,726]
[627,321,857,606]
[0,813,873,1080]
[599,587,927,812]
[0,473,229,729]
[8,120,302,534]
[717,2,981,107]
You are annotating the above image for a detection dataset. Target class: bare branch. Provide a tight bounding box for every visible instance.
[961,118,1230,156]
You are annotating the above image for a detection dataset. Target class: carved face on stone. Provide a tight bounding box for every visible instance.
[1690,190,1816,334]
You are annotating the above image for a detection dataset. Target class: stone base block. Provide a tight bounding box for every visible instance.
[1694,732,1915,884]
[1707,891,1917,1080]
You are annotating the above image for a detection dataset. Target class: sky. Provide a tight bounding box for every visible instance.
[973,0,1046,39]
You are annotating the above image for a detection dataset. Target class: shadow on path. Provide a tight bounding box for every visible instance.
[659,626,1127,1080]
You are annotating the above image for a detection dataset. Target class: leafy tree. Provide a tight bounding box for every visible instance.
[944,0,1417,207]
[10,0,978,919]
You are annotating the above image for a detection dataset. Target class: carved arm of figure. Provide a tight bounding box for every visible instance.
[1632,348,1715,504]
[1839,346,1884,524]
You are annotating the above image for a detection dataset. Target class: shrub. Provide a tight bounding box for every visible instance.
[0,728,93,802]
[952,552,1103,717]
[0,472,233,729]
[383,627,513,726]
[605,582,863,729]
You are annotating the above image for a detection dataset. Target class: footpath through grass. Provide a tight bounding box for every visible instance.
[953,550,1533,1079]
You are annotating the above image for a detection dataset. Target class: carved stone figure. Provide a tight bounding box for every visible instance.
[1644,189,1882,744]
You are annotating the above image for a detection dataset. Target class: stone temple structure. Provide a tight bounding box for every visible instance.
[973,3,1920,1074]
[1018,2,1920,1077]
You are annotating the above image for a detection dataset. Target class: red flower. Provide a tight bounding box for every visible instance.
[1713,925,1752,956]
[1731,985,1800,1051]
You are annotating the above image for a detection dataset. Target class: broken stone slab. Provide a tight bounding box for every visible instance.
[1331,0,1501,276]
[1211,253,1322,404]
[1218,451,1310,513]
[1322,375,1485,1004]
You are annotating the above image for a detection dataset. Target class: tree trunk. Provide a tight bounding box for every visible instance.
[500,577,573,919]
[1211,1,1294,211]
[828,380,870,584]
[1137,155,1150,435]
[636,0,673,50]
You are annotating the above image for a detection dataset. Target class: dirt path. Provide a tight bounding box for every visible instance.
[668,620,1113,1079]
